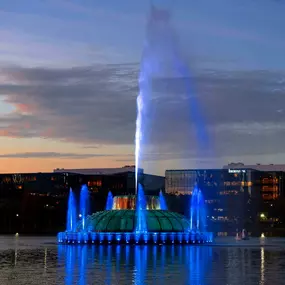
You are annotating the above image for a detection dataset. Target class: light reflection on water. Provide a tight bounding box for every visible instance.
[0,237,285,284]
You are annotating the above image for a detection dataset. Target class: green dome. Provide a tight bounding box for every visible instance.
[79,210,190,233]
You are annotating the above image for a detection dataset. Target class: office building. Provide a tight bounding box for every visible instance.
[165,168,260,235]
[0,167,164,234]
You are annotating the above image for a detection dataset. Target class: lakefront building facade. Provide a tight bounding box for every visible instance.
[0,166,164,234]
[165,165,285,236]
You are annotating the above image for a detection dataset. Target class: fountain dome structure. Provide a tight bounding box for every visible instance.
[78,210,190,233]
[57,185,213,245]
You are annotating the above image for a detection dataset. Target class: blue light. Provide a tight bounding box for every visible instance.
[161,233,166,244]
[143,233,148,243]
[105,191,114,210]
[135,184,147,234]
[116,234,121,242]
[190,186,206,232]
[159,190,168,210]
[178,233,183,243]
[79,185,89,232]
[57,230,213,245]
[66,188,77,232]
[125,233,131,244]
[153,233,158,243]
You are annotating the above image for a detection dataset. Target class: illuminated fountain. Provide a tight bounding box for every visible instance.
[57,3,213,245]
[159,190,168,210]
[190,186,206,232]
[58,185,213,245]
[135,184,148,242]
[66,188,77,232]
[105,191,114,210]
[79,185,89,232]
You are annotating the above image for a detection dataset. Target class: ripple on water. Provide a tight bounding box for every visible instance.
[0,236,285,285]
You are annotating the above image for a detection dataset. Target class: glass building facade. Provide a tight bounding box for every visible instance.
[165,168,261,235]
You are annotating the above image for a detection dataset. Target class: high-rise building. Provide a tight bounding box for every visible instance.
[223,163,285,201]
[165,168,260,235]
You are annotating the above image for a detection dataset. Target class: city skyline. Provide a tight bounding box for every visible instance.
[1,0,285,176]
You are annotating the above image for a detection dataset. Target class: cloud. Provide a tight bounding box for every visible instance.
[0,152,118,159]
[1,3,285,166]
[0,63,285,163]
[81,145,100,149]
[0,28,120,67]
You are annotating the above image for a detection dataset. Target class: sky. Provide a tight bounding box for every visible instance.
[1,0,285,175]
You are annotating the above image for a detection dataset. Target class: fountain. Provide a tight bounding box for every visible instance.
[66,188,77,232]
[135,184,147,234]
[190,186,206,232]
[105,191,114,210]
[58,182,213,244]
[159,190,168,210]
[80,185,89,232]
[57,3,213,245]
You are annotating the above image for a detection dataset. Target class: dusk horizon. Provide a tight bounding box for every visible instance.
[1,0,285,176]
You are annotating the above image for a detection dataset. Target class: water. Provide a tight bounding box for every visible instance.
[159,190,168,210]
[135,184,147,234]
[197,189,206,231]
[135,93,143,192]
[1,236,285,285]
[105,191,113,210]
[80,185,89,232]
[135,4,156,192]
[190,186,206,231]
[66,189,77,232]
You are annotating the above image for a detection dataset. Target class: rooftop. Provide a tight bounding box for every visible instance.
[53,166,143,175]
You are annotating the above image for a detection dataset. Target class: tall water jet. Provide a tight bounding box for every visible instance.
[105,191,113,210]
[190,186,206,231]
[190,186,197,230]
[135,6,154,193]
[66,188,77,232]
[197,190,206,232]
[159,190,168,210]
[135,183,147,233]
[80,185,89,232]
[135,95,143,193]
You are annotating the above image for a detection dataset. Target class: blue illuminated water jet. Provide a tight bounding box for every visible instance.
[135,184,147,234]
[135,95,143,192]
[105,191,113,210]
[58,180,213,244]
[80,185,89,232]
[66,188,77,232]
[159,190,168,210]
[190,186,206,231]
[135,9,153,193]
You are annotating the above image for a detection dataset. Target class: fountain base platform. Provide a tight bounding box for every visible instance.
[57,231,213,245]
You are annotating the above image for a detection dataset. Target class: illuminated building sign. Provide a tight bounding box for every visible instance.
[228,169,246,174]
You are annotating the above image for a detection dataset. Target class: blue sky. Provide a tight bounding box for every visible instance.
[0,0,285,174]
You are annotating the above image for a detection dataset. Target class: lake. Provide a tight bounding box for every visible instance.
[0,236,285,284]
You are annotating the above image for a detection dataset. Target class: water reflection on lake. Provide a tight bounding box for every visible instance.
[0,236,285,284]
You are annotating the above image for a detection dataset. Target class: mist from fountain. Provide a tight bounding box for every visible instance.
[159,190,168,210]
[135,183,148,234]
[66,188,77,232]
[80,185,89,232]
[105,191,114,210]
[190,186,206,232]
